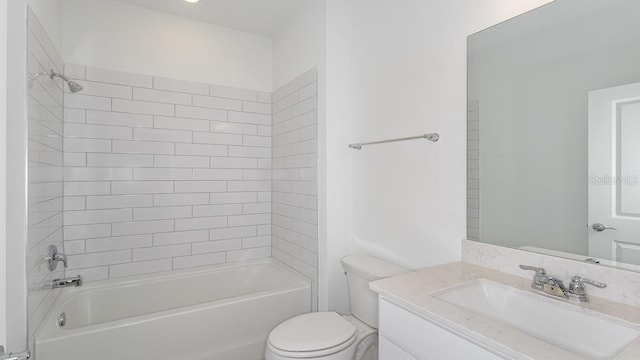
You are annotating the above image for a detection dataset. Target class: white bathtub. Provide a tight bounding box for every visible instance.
[35,258,311,360]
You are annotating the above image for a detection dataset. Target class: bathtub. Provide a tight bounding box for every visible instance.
[35,258,311,360]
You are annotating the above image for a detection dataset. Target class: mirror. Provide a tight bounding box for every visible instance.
[467,0,640,271]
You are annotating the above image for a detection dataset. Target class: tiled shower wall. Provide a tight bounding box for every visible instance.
[26,8,65,341]
[271,70,319,310]
[62,65,273,281]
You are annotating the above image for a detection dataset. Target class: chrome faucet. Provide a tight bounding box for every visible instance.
[520,265,606,302]
[40,275,83,290]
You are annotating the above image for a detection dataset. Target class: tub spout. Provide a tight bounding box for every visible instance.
[42,275,83,290]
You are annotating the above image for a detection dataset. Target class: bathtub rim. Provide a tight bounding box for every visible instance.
[35,258,311,340]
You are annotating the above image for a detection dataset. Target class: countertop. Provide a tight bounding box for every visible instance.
[370,262,640,360]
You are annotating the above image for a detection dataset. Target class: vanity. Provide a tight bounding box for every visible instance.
[370,262,640,360]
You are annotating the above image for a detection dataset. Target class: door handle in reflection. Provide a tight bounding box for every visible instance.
[592,223,617,232]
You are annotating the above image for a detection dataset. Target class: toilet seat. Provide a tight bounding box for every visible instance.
[267,312,358,358]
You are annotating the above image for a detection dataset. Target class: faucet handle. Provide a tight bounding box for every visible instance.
[570,276,607,292]
[519,264,546,275]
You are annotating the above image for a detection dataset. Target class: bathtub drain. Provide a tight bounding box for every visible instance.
[57,312,66,327]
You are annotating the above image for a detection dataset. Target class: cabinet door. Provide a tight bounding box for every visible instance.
[379,336,420,360]
[379,298,505,360]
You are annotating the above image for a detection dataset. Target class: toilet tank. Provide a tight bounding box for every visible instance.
[341,254,407,328]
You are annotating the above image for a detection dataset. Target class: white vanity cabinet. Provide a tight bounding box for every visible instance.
[378,298,505,360]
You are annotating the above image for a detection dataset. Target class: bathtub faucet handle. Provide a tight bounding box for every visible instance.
[45,244,68,271]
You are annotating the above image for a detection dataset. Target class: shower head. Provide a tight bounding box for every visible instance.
[48,70,84,93]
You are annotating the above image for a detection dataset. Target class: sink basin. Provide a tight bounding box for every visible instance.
[435,279,640,360]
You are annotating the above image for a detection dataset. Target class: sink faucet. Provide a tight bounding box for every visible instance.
[519,265,606,302]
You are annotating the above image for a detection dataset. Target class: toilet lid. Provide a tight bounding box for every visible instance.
[269,312,357,352]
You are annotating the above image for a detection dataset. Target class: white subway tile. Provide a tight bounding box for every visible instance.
[64,167,132,181]
[67,250,131,269]
[243,135,271,147]
[64,209,132,226]
[258,159,272,169]
[64,223,111,240]
[243,202,271,214]
[64,196,86,211]
[109,259,172,278]
[154,155,208,168]
[257,192,271,203]
[242,169,271,180]
[210,192,258,204]
[153,77,209,95]
[228,214,270,227]
[153,116,209,132]
[133,88,191,105]
[175,105,226,121]
[173,252,226,270]
[133,206,191,221]
[133,244,190,261]
[87,110,153,128]
[193,204,242,217]
[112,220,174,236]
[111,181,174,195]
[209,157,257,169]
[242,236,271,248]
[64,138,111,153]
[257,126,272,137]
[134,127,191,143]
[133,168,192,181]
[65,123,132,140]
[210,85,257,101]
[228,146,271,158]
[257,224,271,236]
[192,95,242,111]
[112,99,174,116]
[228,111,271,125]
[153,230,209,246]
[112,140,174,155]
[87,153,153,167]
[64,153,86,167]
[192,239,241,254]
[64,182,110,196]
[175,143,227,157]
[65,267,109,282]
[154,193,209,206]
[64,93,111,111]
[174,181,226,193]
[87,195,153,209]
[227,181,271,192]
[226,247,270,262]
[193,169,242,181]
[85,234,152,252]
[242,101,271,114]
[75,81,132,99]
[175,216,227,231]
[210,226,256,240]
[64,108,86,123]
[210,121,257,135]
[64,240,86,255]
[86,66,152,87]
[193,132,242,145]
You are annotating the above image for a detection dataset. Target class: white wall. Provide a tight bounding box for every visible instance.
[26,0,63,54]
[322,0,552,312]
[62,0,273,91]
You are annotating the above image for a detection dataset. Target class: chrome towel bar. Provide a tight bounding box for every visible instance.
[349,133,439,150]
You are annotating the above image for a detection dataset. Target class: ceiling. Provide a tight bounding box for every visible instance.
[114,0,311,36]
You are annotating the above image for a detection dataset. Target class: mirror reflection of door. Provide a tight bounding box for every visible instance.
[589,82,640,265]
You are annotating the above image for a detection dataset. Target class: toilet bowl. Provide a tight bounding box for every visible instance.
[264,254,406,360]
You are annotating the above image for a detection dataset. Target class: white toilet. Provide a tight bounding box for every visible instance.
[265,254,406,360]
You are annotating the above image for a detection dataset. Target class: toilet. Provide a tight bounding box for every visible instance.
[265,254,407,360]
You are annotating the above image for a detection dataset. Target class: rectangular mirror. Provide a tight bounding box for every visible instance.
[467,0,640,271]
